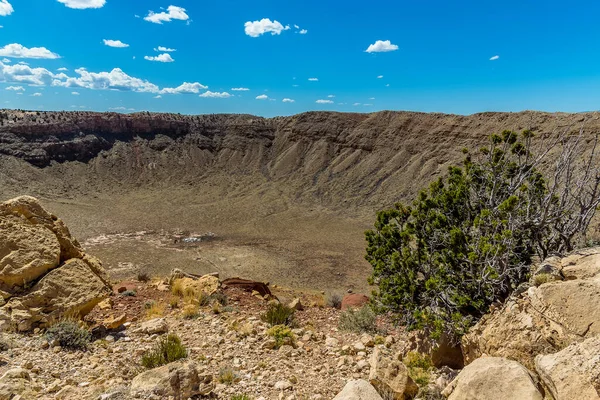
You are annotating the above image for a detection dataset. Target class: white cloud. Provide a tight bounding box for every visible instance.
[386,83,390,87]
[5,85,23,91]
[199,91,231,98]
[231,87,249,91]
[52,67,160,93]
[369,97,375,100]
[364,103,373,106]
[103,39,129,48]
[0,43,60,59]
[282,98,294,103]
[160,81,207,94]
[245,18,288,37]
[490,55,500,61]
[0,1,13,16]
[0,61,56,85]
[144,5,189,24]
[327,94,335,98]
[1,58,9,63]
[299,29,308,34]
[154,95,162,99]
[154,46,176,52]
[57,0,105,9]
[144,53,174,63]
[57,67,68,71]
[365,40,398,53]
[256,94,268,100]
[32,92,42,96]
[353,103,361,106]
[308,77,318,81]
[71,91,79,95]
[110,107,127,110]
[316,99,333,104]
[377,75,383,79]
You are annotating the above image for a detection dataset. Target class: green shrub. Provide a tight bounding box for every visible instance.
[261,303,295,327]
[267,325,295,349]
[533,273,555,287]
[338,305,377,333]
[137,271,151,282]
[120,290,136,297]
[45,320,91,350]
[231,395,251,400]
[366,130,600,341]
[218,367,239,385]
[141,334,187,368]
[403,352,434,387]
[327,293,343,309]
[209,292,229,306]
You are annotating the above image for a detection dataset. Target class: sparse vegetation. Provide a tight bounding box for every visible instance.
[182,304,200,319]
[137,270,151,282]
[120,290,136,297]
[338,305,377,333]
[171,279,184,297]
[145,302,166,319]
[231,395,251,400]
[327,293,343,309]
[403,352,434,387]
[45,320,91,351]
[367,129,600,340]
[218,367,239,385]
[141,334,187,368]
[267,324,295,349]
[533,273,556,287]
[261,303,295,327]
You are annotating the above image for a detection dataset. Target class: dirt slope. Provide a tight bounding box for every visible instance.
[0,109,598,291]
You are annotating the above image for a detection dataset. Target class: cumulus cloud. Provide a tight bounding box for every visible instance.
[316,99,333,104]
[490,55,500,61]
[32,92,42,96]
[282,98,295,103]
[144,53,174,63]
[0,61,56,85]
[160,81,207,94]
[244,18,289,37]
[57,67,68,71]
[377,75,383,79]
[1,58,9,63]
[103,39,129,48]
[71,91,79,95]
[299,29,308,34]
[0,0,13,16]
[255,94,268,100]
[365,40,398,53]
[52,67,160,93]
[144,5,189,24]
[308,77,318,81]
[199,91,231,98]
[154,46,176,52]
[0,43,60,59]
[327,94,335,98]
[154,95,161,99]
[57,0,105,9]
[231,87,249,91]
[5,85,23,91]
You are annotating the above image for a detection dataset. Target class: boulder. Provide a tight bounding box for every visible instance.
[288,298,304,311]
[535,336,600,400]
[341,294,369,311]
[442,357,543,400]
[136,318,169,335]
[369,347,418,400]
[0,196,111,332]
[130,360,213,399]
[333,379,384,400]
[0,368,33,400]
[172,275,220,297]
[462,249,600,369]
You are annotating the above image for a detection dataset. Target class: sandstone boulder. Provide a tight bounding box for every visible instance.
[0,196,112,331]
[0,368,33,400]
[130,360,213,399]
[333,379,384,400]
[135,318,169,335]
[369,347,418,400]
[442,357,543,400]
[462,249,600,368]
[341,294,369,311]
[535,336,600,400]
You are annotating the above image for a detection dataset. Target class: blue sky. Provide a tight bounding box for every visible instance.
[1,0,600,116]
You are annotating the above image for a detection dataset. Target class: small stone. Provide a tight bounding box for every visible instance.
[325,337,339,347]
[275,380,293,391]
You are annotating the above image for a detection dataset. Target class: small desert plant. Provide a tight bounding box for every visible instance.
[261,303,295,327]
[145,302,166,319]
[403,352,434,387]
[120,290,136,297]
[267,325,295,349]
[231,395,251,400]
[327,293,343,309]
[210,292,228,306]
[198,291,210,306]
[137,270,151,282]
[45,320,91,350]
[338,305,377,333]
[141,334,187,368]
[171,279,184,297]
[169,297,179,309]
[217,367,239,385]
[182,304,200,319]
[533,273,555,287]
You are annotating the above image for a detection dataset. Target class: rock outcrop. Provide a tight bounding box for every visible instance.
[535,336,600,400]
[130,361,213,399]
[462,248,600,368]
[0,196,111,331]
[442,357,544,400]
[368,347,418,400]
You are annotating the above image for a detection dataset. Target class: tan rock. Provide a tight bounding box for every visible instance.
[333,380,383,400]
[0,368,32,400]
[535,336,600,400]
[174,275,220,297]
[443,357,543,400]
[288,298,304,311]
[130,360,213,399]
[369,347,418,400]
[136,318,169,335]
[463,249,600,369]
[103,314,127,330]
